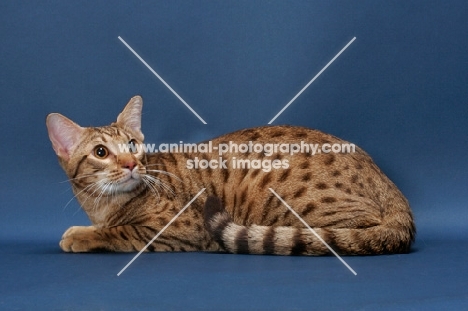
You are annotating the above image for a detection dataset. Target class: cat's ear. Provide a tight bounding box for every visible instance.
[46,113,85,161]
[116,96,144,141]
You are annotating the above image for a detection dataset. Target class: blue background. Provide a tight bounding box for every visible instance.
[1,1,467,309]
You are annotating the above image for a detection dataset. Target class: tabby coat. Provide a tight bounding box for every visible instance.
[46,96,415,255]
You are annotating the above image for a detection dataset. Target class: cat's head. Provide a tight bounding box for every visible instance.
[46,96,148,196]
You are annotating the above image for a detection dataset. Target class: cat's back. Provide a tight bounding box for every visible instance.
[208,124,372,179]
[210,125,346,145]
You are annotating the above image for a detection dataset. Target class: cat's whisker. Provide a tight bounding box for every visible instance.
[142,176,161,201]
[108,182,119,210]
[146,176,173,204]
[142,175,160,193]
[63,181,111,212]
[94,181,113,208]
[60,185,74,196]
[82,180,107,208]
[145,169,183,183]
[143,174,165,191]
[62,181,99,211]
[144,163,167,167]
[159,181,176,198]
[143,174,177,200]
[145,170,183,204]
[59,172,106,184]
[98,182,115,212]
[70,181,103,215]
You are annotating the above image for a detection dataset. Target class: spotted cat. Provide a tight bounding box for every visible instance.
[46,96,415,255]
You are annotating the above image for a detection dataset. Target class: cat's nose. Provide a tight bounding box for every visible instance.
[122,161,136,171]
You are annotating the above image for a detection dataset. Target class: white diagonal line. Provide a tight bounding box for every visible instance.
[118,36,207,124]
[268,37,356,124]
[117,188,206,276]
[268,188,357,276]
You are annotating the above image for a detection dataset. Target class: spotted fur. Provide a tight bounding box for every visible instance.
[204,196,413,255]
[46,96,415,254]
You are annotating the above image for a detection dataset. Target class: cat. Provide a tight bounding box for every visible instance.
[46,96,415,255]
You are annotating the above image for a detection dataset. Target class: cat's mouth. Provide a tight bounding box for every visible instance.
[117,171,142,192]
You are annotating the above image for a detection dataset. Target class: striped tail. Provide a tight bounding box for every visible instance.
[203,196,414,255]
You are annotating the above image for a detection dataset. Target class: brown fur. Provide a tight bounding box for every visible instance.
[46,96,415,255]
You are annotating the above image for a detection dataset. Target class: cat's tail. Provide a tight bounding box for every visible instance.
[203,196,415,255]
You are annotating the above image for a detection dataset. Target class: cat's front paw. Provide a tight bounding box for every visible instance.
[60,226,100,252]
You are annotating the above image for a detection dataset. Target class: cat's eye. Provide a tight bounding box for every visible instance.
[129,139,138,153]
[94,145,109,159]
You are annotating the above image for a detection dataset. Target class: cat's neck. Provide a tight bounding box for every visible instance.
[72,183,146,226]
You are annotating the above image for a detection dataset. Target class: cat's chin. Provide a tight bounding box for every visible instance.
[117,177,141,193]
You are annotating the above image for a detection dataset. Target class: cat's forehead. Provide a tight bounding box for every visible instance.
[85,125,132,142]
